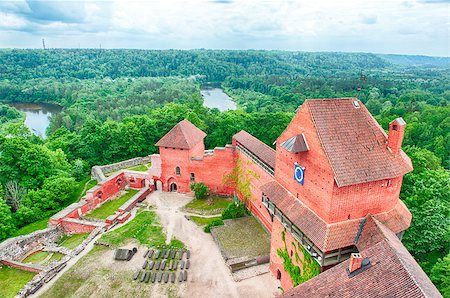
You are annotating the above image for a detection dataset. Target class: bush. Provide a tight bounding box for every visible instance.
[204,219,224,233]
[190,182,209,200]
[221,202,249,220]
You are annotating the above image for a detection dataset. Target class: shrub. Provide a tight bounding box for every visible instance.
[204,219,224,233]
[190,182,209,200]
[221,202,248,220]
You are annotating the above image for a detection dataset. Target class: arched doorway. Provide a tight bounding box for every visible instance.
[276,269,281,280]
[141,179,150,188]
[155,180,163,191]
[169,183,178,192]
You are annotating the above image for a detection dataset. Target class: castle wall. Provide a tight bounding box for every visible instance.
[159,147,191,192]
[190,146,235,195]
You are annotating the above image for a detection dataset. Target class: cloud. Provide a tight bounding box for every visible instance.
[0,0,448,56]
[360,14,378,25]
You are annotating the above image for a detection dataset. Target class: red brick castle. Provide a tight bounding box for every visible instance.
[155,98,441,297]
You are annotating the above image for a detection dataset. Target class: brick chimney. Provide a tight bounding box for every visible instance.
[348,253,363,273]
[387,118,406,155]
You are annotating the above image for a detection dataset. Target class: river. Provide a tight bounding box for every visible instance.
[6,102,62,138]
[200,88,236,111]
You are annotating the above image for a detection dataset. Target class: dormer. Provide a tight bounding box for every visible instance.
[387,118,406,155]
[280,133,309,154]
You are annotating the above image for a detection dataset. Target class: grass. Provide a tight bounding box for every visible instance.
[86,189,139,220]
[58,233,90,249]
[47,252,65,263]
[40,245,106,298]
[189,215,222,226]
[212,216,271,259]
[126,164,148,172]
[81,179,98,198]
[185,195,232,213]
[15,218,49,236]
[23,251,49,264]
[100,210,183,249]
[0,266,36,298]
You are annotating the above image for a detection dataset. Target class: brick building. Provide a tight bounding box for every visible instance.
[155,98,441,297]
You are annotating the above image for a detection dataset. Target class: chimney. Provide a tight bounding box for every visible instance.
[387,118,406,155]
[348,253,363,273]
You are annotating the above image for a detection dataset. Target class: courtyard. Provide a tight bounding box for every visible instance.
[32,190,278,297]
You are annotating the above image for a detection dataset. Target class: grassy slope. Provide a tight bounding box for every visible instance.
[15,218,49,236]
[87,189,138,220]
[185,196,232,212]
[58,233,90,249]
[23,251,49,264]
[99,210,183,248]
[0,267,36,298]
[189,215,222,226]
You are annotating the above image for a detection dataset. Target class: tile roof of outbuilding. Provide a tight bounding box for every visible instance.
[282,216,442,298]
[260,180,411,252]
[233,130,276,169]
[155,119,206,149]
[305,98,413,187]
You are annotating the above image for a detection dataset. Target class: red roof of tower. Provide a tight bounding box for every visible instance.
[155,119,206,149]
[233,130,276,169]
[282,217,442,298]
[305,98,413,187]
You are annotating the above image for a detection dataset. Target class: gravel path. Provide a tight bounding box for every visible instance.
[147,191,279,298]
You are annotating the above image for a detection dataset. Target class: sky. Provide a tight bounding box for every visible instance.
[0,0,449,56]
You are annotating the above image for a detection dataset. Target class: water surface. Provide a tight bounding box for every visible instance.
[6,102,62,138]
[201,88,236,111]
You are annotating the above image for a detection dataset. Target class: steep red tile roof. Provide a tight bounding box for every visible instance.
[282,217,442,298]
[260,180,411,252]
[306,98,413,187]
[155,119,206,149]
[233,130,276,169]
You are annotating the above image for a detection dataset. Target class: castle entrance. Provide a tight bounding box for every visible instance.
[169,183,178,192]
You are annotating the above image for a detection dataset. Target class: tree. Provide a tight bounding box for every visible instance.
[0,197,16,241]
[223,157,259,203]
[431,253,450,297]
[190,182,209,201]
[4,180,27,212]
[73,159,85,181]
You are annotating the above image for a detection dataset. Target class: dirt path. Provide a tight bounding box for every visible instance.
[147,191,279,298]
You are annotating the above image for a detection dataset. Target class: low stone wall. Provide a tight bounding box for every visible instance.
[0,227,63,261]
[60,218,106,234]
[0,259,44,273]
[92,156,151,181]
[17,227,103,297]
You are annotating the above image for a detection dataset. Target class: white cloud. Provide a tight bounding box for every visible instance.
[0,0,448,55]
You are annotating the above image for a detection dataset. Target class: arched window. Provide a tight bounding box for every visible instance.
[176,166,181,176]
[190,173,195,182]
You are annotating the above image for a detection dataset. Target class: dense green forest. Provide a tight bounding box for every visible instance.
[0,49,448,295]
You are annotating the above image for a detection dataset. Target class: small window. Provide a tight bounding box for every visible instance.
[176,166,181,176]
[392,124,398,131]
[190,173,195,182]
[387,179,392,187]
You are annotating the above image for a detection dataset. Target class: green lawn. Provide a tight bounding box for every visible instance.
[212,216,271,259]
[86,189,139,220]
[99,210,183,249]
[0,266,36,298]
[126,164,148,172]
[46,252,65,263]
[185,196,232,213]
[15,218,49,236]
[58,233,90,249]
[23,251,49,264]
[189,215,222,226]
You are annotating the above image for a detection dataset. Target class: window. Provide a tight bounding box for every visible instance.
[392,124,398,131]
[387,179,392,187]
[176,166,181,176]
[190,173,195,182]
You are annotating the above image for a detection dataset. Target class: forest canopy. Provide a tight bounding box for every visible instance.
[0,49,448,295]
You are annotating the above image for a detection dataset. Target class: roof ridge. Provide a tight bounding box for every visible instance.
[373,219,429,298]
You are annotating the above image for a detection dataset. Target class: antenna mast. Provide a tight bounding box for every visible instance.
[42,38,46,50]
